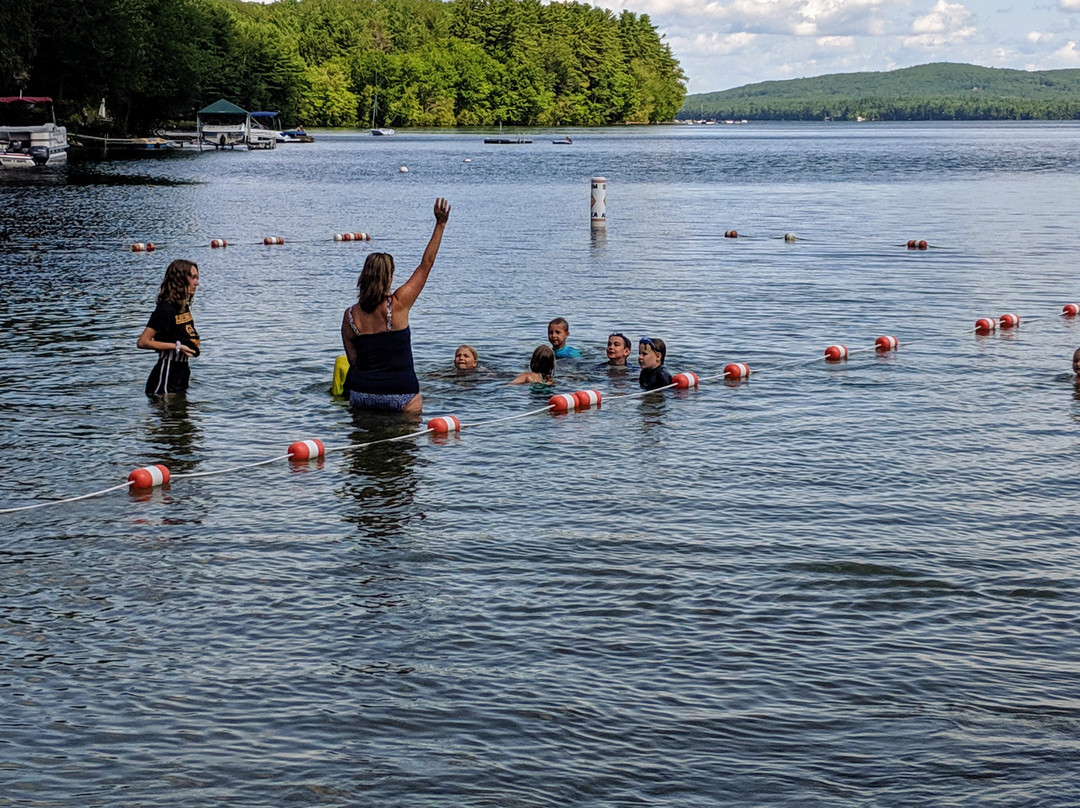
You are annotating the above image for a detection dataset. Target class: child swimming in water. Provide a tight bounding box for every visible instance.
[597,332,636,369]
[454,344,479,371]
[510,344,556,385]
[548,317,581,359]
[638,337,673,391]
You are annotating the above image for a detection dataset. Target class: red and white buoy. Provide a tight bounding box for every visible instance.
[824,345,848,361]
[974,317,996,334]
[875,335,899,352]
[573,389,602,409]
[131,242,147,252]
[427,415,462,434]
[906,239,928,250]
[210,238,227,248]
[263,236,285,245]
[672,372,699,388]
[1063,303,1080,317]
[999,313,1020,329]
[128,464,170,489]
[724,230,738,238]
[287,439,325,460]
[724,362,751,380]
[549,393,578,413]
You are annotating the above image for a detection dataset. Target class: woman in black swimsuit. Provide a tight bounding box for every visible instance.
[341,198,451,412]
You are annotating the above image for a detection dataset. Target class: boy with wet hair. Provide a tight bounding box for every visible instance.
[597,332,636,370]
[548,317,581,359]
[638,336,673,391]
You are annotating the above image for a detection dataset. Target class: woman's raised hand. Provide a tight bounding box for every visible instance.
[434,197,451,224]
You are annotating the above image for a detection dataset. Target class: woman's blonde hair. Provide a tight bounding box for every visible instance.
[357,253,395,313]
[157,259,198,307]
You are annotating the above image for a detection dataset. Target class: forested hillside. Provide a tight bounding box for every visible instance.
[682,63,1080,121]
[0,0,685,131]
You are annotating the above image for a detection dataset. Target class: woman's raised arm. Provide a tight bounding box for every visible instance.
[392,198,451,312]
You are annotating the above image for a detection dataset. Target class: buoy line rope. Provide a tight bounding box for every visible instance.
[460,404,559,430]
[323,428,434,455]
[170,453,292,480]
[0,482,134,514]
[2,303,1078,514]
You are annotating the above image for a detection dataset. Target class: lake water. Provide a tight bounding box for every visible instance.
[2,122,1080,806]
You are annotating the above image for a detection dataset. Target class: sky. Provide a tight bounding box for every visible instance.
[598,0,1080,93]
[247,1,1080,95]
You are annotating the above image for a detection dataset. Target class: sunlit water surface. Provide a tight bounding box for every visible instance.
[2,123,1080,806]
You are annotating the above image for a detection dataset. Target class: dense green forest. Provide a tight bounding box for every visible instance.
[682,63,1080,121]
[0,0,685,132]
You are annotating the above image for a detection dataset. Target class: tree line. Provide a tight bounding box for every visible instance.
[0,0,686,133]
[681,63,1080,122]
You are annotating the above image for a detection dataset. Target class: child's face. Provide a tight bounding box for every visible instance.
[454,348,477,370]
[639,343,662,369]
[548,323,568,350]
[606,336,630,365]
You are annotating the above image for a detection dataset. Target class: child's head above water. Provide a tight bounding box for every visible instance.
[638,336,666,369]
[531,344,556,378]
[606,333,632,365]
[454,344,478,370]
[1073,347,1080,375]
[547,317,570,351]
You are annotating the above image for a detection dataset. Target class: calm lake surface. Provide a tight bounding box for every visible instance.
[2,122,1080,806]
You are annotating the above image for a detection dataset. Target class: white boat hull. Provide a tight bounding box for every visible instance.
[0,121,69,168]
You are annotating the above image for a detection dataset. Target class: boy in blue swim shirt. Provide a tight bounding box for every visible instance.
[548,317,581,359]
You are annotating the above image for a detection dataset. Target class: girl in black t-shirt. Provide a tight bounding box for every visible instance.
[137,259,201,397]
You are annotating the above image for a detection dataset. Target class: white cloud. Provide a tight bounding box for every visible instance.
[676,31,759,55]
[1053,40,1080,62]
[817,35,856,48]
[607,0,888,37]
[1061,0,1080,12]
[904,0,976,48]
[1027,31,1053,44]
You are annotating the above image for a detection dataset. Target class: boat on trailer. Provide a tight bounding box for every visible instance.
[0,95,68,168]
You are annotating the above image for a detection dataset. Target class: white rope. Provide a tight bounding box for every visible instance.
[461,404,555,429]
[0,481,133,514]
[171,454,292,479]
[324,427,433,455]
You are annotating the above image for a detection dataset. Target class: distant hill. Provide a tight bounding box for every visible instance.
[680,63,1080,121]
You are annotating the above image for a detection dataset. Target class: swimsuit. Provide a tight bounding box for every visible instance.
[554,345,581,359]
[346,300,420,411]
[639,365,673,391]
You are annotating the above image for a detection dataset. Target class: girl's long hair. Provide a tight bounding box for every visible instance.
[157,259,198,307]
[357,253,395,313]
[530,344,555,379]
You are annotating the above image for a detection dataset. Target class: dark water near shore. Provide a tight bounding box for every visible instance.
[2,122,1080,806]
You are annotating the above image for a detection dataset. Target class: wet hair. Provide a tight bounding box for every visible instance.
[530,344,556,378]
[609,332,631,351]
[357,252,395,313]
[457,344,478,363]
[548,317,569,331]
[639,336,667,363]
[157,259,198,306]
